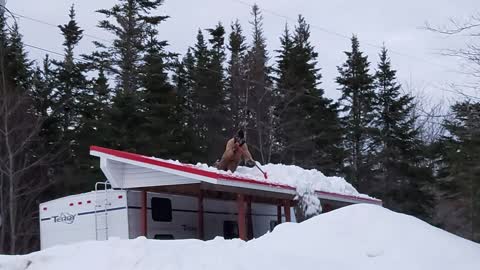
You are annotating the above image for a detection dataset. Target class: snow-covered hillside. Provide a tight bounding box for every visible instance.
[1,204,479,270]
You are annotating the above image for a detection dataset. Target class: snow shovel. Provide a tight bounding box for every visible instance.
[237,145,268,179]
[254,162,268,180]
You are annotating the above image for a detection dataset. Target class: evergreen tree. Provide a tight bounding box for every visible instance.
[189,30,210,159]
[174,50,195,99]
[275,24,294,102]
[47,4,94,193]
[53,5,86,150]
[174,48,195,121]
[80,67,111,143]
[244,5,274,164]
[187,26,228,163]
[336,35,376,190]
[69,47,112,189]
[438,101,480,242]
[79,49,112,152]
[227,20,248,132]
[204,23,228,162]
[70,65,112,191]
[31,57,52,120]
[6,22,32,91]
[0,17,32,91]
[372,47,434,219]
[96,0,167,94]
[173,49,201,162]
[140,26,179,157]
[31,56,64,160]
[276,16,342,173]
[94,0,167,152]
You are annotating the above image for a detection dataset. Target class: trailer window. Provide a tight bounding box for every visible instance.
[154,234,174,240]
[223,221,238,239]
[151,197,172,222]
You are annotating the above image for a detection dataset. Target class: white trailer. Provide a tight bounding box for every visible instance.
[39,184,291,250]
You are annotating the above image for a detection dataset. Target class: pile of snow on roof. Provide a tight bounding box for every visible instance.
[159,155,375,200]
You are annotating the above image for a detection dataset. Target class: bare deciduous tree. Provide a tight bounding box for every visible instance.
[0,44,61,255]
[405,85,449,143]
[425,14,480,99]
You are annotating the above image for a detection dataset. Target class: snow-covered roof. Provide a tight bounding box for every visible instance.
[90,146,381,205]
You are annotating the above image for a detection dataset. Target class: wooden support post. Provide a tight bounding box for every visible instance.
[198,190,205,240]
[246,196,253,240]
[284,200,291,222]
[277,204,282,224]
[237,194,247,240]
[141,190,147,237]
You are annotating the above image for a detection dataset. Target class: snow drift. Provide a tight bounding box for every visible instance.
[2,204,479,270]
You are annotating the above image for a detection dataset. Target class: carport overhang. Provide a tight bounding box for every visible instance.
[90,146,381,205]
[90,146,382,240]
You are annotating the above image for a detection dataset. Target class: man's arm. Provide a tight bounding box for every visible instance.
[222,138,237,160]
[240,143,253,161]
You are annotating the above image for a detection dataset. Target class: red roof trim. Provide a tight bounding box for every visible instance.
[90,146,381,205]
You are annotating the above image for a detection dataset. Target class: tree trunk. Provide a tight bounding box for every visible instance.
[8,173,16,254]
[0,174,5,254]
[5,112,16,254]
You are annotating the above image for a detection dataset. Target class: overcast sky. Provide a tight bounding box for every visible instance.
[6,0,480,104]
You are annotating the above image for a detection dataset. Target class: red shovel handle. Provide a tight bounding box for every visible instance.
[255,163,268,179]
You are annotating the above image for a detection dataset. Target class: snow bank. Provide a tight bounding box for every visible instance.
[2,204,479,270]
[159,156,374,200]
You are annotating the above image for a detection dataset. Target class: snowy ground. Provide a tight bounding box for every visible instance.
[2,204,479,270]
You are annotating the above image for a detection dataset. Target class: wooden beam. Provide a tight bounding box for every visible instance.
[277,204,282,224]
[237,194,247,240]
[198,190,205,240]
[141,190,147,237]
[284,200,291,222]
[247,196,253,240]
